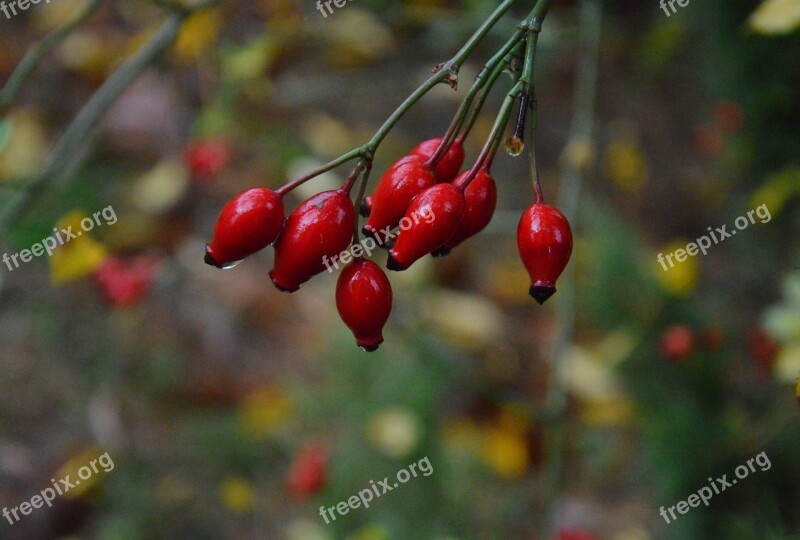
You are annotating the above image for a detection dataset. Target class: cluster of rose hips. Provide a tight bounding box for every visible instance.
[204,13,573,352]
[204,129,572,351]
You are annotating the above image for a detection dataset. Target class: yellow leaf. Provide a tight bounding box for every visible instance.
[57,32,122,80]
[324,9,395,68]
[174,8,222,63]
[127,159,189,215]
[238,387,293,441]
[480,426,529,480]
[54,448,113,500]
[424,290,505,352]
[0,110,49,181]
[605,135,649,192]
[581,396,633,427]
[50,211,109,285]
[219,477,256,514]
[750,166,800,216]
[654,241,699,297]
[367,407,421,459]
[749,0,800,35]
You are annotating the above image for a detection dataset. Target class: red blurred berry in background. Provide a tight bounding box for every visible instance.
[661,324,696,362]
[184,138,230,181]
[94,256,158,308]
[286,443,327,500]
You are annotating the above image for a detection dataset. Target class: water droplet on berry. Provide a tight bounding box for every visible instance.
[220,259,243,270]
[505,136,524,156]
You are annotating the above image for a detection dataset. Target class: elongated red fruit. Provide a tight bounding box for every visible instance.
[336,258,393,351]
[517,202,573,304]
[269,189,355,292]
[205,188,285,269]
[387,183,465,271]
[434,169,497,256]
[363,156,436,243]
[410,137,465,183]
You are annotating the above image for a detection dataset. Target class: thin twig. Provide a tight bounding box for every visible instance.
[539,0,602,537]
[0,0,220,231]
[0,0,106,115]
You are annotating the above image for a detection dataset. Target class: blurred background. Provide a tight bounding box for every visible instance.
[1,0,799,538]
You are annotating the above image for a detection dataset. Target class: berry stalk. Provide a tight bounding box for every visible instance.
[427,29,526,169]
[453,78,524,192]
[458,39,526,145]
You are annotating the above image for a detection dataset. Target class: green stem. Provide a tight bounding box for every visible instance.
[277,0,521,199]
[0,0,220,231]
[539,0,601,538]
[274,148,363,198]
[365,0,518,153]
[459,39,525,143]
[453,80,523,192]
[428,30,526,168]
[0,0,106,115]
[352,162,372,241]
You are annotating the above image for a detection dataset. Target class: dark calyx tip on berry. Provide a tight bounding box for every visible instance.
[529,286,556,305]
[204,245,222,268]
[431,246,451,258]
[362,226,377,241]
[358,340,383,353]
[269,274,299,294]
[385,254,406,272]
[359,202,371,218]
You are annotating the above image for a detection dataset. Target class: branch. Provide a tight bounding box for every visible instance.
[0,0,220,231]
[0,0,106,115]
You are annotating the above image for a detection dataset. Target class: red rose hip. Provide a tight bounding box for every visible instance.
[517,202,573,304]
[434,169,497,256]
[387,183,465,271]
[411,137,465,183]
[364,156,436,243]
[205,188,285,269]
[336,258,393,351]
[269,189,355,292]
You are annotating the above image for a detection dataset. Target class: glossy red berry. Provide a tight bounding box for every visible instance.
[517,202,573,304]
[184,138,230,180]
[94,256,157,308]
[661,324,695,362]
[387,183,465,271]
[336,258,393,351]
[434,169,497,256]
[363,156,436,243]
[205,188,285,269]
[269,189,355,292]
[286,443,326,500]
[410,137,465,183]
